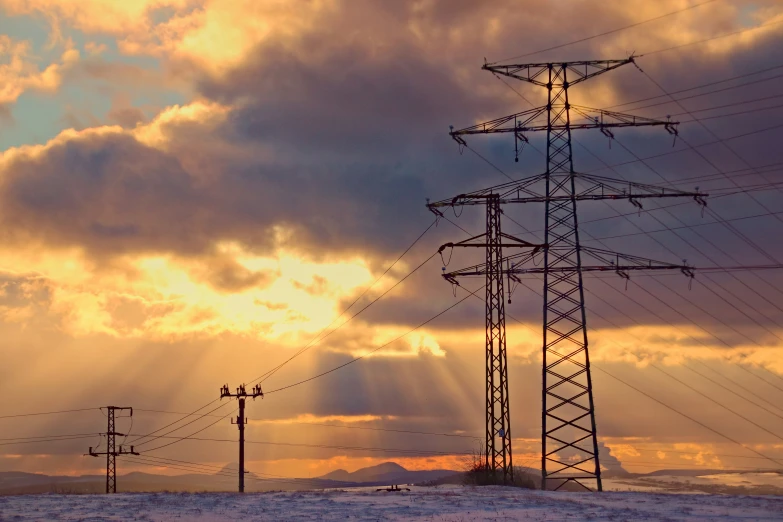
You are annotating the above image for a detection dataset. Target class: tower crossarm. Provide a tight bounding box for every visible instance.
[427,172,707,209]
[482,58,633,87]
[450,106,677,137]
[438,232,544,252]
[441,247,694,280]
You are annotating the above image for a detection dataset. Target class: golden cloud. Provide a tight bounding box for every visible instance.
[0,35,79,104]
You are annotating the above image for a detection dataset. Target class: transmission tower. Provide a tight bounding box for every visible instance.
[86,406,138,493]
[220,383,263,492]
[435,196,543,484]
[428,57,708,491]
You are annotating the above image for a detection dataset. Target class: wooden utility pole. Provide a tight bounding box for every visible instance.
[220,384,263,492]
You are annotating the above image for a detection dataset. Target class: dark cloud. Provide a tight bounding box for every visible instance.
[0,0,780,334]
[107,106,146,128]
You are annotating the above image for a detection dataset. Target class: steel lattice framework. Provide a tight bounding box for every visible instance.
[429,57,707,491]
[87,406,137,493]
[484,196,512,481]
[437,197,543,482]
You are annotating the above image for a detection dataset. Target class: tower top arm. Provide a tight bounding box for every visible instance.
[483,58,634,87]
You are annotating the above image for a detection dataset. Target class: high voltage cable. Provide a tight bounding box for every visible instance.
[560,97,783,131]
[284,421,480,440]
[142,407,238,454]
[140,436,470,457]
[628,446,783,461]
[646,93,783,118]
[585,209,783,242]
[125,219,440,449]
[606,64,783,111]
[675,163,783,185]
[639,18,783,57]
[579,275,783,416]
[452,278,783,469]
[583,121,783,172]
[440,194,783,469]
[507,282,783,468]
[0,408,99,420]
[637,64,783,202]
[126,455,368,488]
[0,435,100,446]
[128,401,231,448]
[456,104,783,400]
[463,125,783,354]
[578,133,783,334]
[488,0,718,63]
[123,457,332,489]
[263,283,482,395]
[253,219,439,386]
[577,283,783,438]
[491,72,783,332]
[609,73,783,113]
[0,432,101,441]
[135,408,479,440]
[599,96,783,314]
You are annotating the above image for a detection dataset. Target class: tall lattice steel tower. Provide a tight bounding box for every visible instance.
[429,58,706,491]
[435,196,543,484]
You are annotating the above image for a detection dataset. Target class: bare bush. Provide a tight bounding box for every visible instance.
[461,444,538,489]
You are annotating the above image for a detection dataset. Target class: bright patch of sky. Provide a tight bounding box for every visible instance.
[0,13,188,151]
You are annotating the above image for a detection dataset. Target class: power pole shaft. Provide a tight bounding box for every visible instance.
[86,406,137,493]
[220,384,263,493]
[238,397,245,492]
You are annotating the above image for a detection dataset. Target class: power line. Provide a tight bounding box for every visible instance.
[639,18,783,57]
[263,283,482,395]
[492,73,783,353]
[123,219,441,451]
[254,219,439,386]
[441,213,783,470]
[580,276,783,417]
[0,407,99,420]
[256,249,437,385]
[489,0,718,63]
[127,401,231,448]
[0,435,100,446]
[0,432,101,441]
[606,65,783,111]
[285,421,480,440]
[479,278,783,469]
[136,408,480,440]
[575,284,783,441]
[134,433,470,457]
[142,407,238,454]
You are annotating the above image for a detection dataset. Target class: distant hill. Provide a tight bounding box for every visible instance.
[0,462,457,494]
[317,462,455,485]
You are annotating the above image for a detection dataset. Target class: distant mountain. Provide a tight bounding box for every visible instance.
[0,462,450,494]
[317,462,455,485]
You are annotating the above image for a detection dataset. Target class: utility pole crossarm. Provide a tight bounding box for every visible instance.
[482,58,633,87]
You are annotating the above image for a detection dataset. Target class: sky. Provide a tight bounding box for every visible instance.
[1,0,783,482]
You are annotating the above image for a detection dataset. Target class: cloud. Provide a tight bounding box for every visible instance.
[2,0,783,478]
[0,35,79,104]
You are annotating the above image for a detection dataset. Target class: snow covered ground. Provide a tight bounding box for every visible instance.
[1,485,782,521]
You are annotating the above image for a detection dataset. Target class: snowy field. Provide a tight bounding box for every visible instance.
[1,485,782,521]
